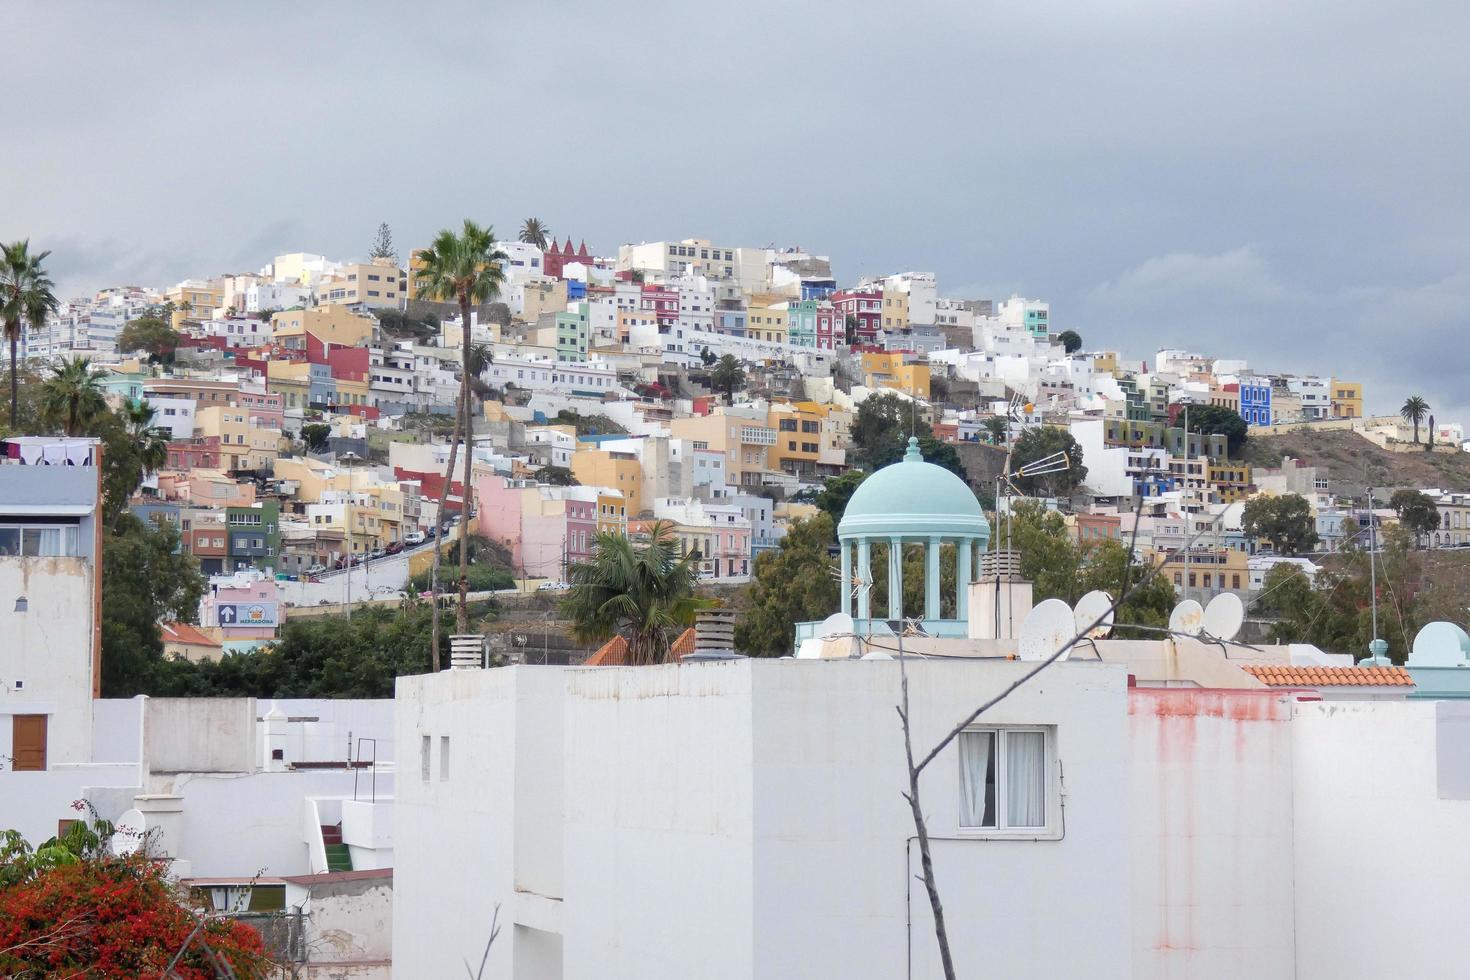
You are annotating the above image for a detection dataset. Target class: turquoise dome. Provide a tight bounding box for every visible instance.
[839,438,990,542]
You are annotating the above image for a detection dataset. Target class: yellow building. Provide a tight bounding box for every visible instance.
[747,296,789,344]
[1093,351,1120,376]
[861,351,930,399]
[1330,379,1364,419]
[272,306,376,349]
[570,449,646,517]
[669,411,777,489]
[314,260,406,310]
[265,361,312,410]
[594,489,628,534]
[194,405,279,472]
[519,279,569,324]
[166,279,224,324]
[1206,462,1253,503]
[767,403,824,477]
[881,287,909,332]
[1159,546,1251,595]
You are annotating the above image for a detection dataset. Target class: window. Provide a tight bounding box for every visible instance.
[0,525,80,557]
[959,728,1050,831]
[439,736,450,781]
[421,736,431,782]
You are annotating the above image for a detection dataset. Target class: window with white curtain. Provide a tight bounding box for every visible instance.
[958,727,1052,832]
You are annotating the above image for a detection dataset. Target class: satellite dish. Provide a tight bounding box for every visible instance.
[816,612,855,641]
[1073,590,1115,639]
[1202,593,1245,641]
[111,809,147,857]
[795,637,825,659]
[1168,599,1205,637]
[1019,598,1076,662]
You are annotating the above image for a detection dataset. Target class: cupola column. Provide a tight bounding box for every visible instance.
[840,540,852,617]
[888,536,904,621]
[957,536,973,621]
[856,537,871,620]
[925,535,942,620]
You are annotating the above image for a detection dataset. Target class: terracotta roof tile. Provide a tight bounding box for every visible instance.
[1242,664,1413,687]
[161,622,221,648]
[584,628,697,666]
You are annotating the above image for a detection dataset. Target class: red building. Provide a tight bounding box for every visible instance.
[168,437,221,471]
[543,238,593,279]
[639,285,679,327]
[831,289,882,344]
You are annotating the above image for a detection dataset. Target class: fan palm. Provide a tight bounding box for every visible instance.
[518,218,550,250]
[413,220,508,634]
[1400,395,1430,443]
[711,354,746,404]
[123,399,170,475]
[1,241,60,428]
[562,521,709,665]
[40,358,107,437]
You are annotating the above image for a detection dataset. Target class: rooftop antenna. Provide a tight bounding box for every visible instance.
[1361,486,1391,664]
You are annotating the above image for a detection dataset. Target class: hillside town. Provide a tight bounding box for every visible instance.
[5,219,1470,978]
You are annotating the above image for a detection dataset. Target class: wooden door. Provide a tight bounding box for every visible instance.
[11,715,47,771]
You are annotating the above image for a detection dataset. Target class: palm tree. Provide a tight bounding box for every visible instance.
[1400,395,1430,443]
[562,521,708,665]
[466,342,493,379]
[982,416,1009,446]
[711,354,746,404]
[40,358,107,436]
[414,220,508,635]
[123,399,170,475]
[1,241,60,429]
[518,218,550,250]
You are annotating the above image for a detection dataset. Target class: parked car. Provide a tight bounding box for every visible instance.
[404,530,425,545]
[307,563,326,575]
[386,542,404,555]
[368,549,386,561]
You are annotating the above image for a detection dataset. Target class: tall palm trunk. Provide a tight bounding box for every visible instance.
[8,332,18,428]
[428,393,464,671]
[458,294,474,635]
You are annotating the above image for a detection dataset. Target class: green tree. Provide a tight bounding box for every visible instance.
[39,358,107,436]
[1241,493,1319,555]
[301,422,332,452]
[100,514,206,696]
[369,221,397,261]
[1008,426,1087,497]
[735,514,841,656]
[1,240,60,428]
[115,315,180,363]
[1056,329,1082,353]
[1399,395,1430,443]
[538,465,578,486]
[982,416,1009,446]
[711,354,746,404]
[844,314,859,346]
[814,471,869,529]
[1389,488,1441,545]
[414,220,509,636]
[850,392,966,478]
[518,218,551,250]
[121,400,169,476]
[699,346,715,366]
[1182,403,1249,456]
[561,521,707,664]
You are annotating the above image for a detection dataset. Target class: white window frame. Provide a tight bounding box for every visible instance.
[956,726,1059,837]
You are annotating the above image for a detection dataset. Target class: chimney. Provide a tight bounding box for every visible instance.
[968,550,1034,640]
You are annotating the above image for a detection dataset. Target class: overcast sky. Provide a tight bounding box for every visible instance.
[8,0,1468,424]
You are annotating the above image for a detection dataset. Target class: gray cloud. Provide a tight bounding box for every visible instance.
[5,0,1467,425]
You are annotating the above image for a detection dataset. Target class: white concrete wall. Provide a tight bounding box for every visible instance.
[90,697,146,764]
[157,769,394,878]
[266,698,396,769]
[748,659,1131,980]
[563,662,757,980]
[0,556,96,766]
[1293,700,1470,980]
[278,553,410,606]
[145,698,257,773]
[1129,689,1296,980]
[393,667,528,978]
[0,763,142,844]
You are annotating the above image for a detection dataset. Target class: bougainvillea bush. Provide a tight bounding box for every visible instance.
[0,812,273,978]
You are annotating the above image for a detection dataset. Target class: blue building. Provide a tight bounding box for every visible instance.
[1239,380,1273,426]
[800,278,836,301]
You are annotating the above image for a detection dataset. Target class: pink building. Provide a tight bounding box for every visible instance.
[476,476,600,581]
[199,569,281,651]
